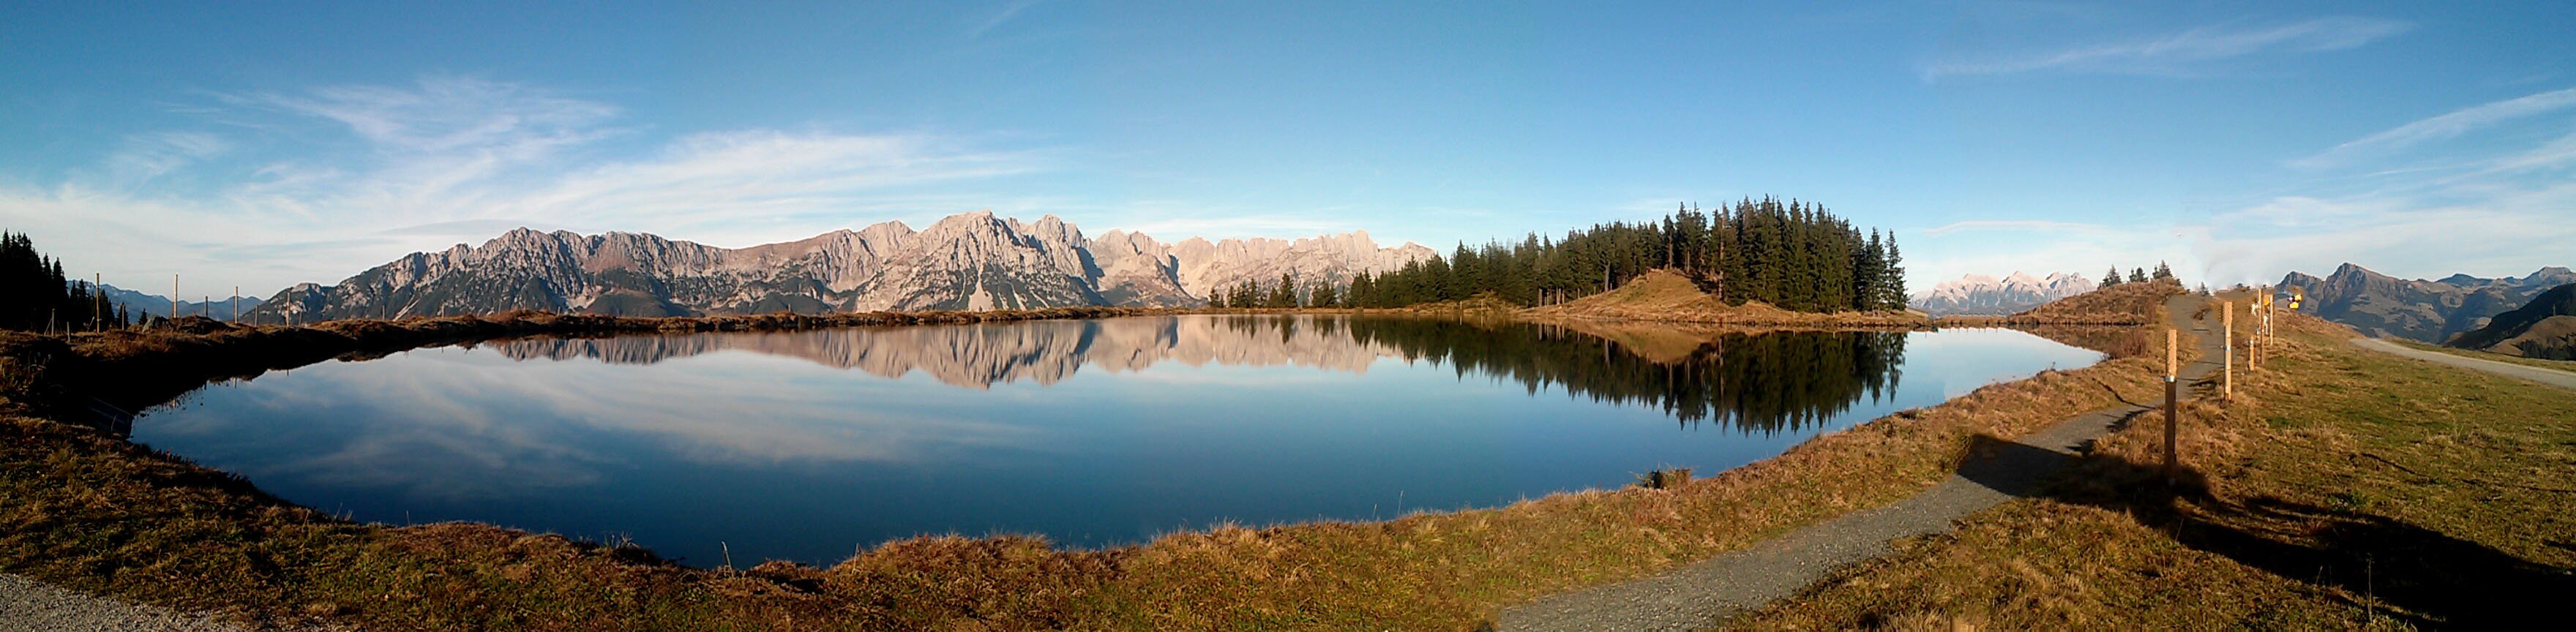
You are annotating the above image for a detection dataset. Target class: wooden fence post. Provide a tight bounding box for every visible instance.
[2223,301,2234,400]
[2166,328,2180,484]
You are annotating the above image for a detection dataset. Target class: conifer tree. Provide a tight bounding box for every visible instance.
[1268,273,1296,308]
[1349,198,1903,313]
[1876,233,1906,310]
[2103,267,2122,287]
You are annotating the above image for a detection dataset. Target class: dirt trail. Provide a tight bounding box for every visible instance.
[2348,338,2576,391]
[1497,296,2221,631]
[0,574,255,632]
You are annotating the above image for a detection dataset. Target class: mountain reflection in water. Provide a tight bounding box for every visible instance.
[490,315,1907,434]
[134,315,2098,565]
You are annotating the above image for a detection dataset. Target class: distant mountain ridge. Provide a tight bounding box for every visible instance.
[2444,282,2576,360]
[1909,271,2094,316]
[2277,263,2575,342]
[242,211,1435,323]
[84,283,265,320]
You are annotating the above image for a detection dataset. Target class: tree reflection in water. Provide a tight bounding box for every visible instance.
[494,315,1909,434]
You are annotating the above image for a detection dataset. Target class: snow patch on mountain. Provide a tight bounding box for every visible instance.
[1909,271,2095,316]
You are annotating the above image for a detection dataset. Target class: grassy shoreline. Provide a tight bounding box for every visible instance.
[1738,306,2576,629]
[0,293,2176,631]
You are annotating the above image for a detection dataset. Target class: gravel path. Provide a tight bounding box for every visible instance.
[2348,337,2576,391]
[0,574,254,632]
[1497,296,2222,631]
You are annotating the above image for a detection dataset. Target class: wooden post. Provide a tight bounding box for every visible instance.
[2250,287,2264,369]
[95,274,105,331]
[2263,285,2274,366]
[172,274,179,326]
[232,286,239,322]
[2223,301,2234,400]
[2165,328,2180,484]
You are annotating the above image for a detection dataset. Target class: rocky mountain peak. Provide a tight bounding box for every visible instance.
[1910,271,2094,317]
[2282,262,2576,342]
[239,211,1436,323]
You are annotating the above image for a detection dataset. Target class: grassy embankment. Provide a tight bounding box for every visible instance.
[1740,301,2576,630]
[2,282,2173,631]
[2388,337,2576,373]
[1518,269,1932,328]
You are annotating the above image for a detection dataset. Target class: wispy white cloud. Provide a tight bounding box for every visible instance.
[2,75,1050,296]
[2193,189,2576,285]
[1919,219,2128,238]
[2292,87,2576,169]
[244,75,620,155]
[1927,16,2409,80]
[1911,146,2576,291]
[969,0,1039,39]
[1113,206,1370,243]
[1914,76,2576,290]
[106,131,230,188]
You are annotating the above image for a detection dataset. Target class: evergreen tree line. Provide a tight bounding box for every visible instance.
[2100,261,2176,287]
[1,230,132,332]
[1336,198,1906,312]
[1207,272,1346,309]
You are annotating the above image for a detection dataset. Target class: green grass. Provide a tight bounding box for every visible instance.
[1737,315,2576,630]
[2389,337,2576,372]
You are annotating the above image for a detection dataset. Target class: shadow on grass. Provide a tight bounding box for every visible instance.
[1956,434,2576,628]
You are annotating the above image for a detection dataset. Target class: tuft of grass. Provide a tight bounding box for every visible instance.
[1635,468,1694,490]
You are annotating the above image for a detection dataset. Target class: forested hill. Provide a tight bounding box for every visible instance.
[1,230,132,332]
[1335,198,1905,313]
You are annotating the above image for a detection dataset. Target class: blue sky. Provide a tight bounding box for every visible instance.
[5,1,2572,298]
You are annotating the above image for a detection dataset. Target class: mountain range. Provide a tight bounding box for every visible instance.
[2276,263,2576,342]
[241,211,1435,323]
[1908,271,2096,316]
[79,282,266,320]
[2444,282,2576,359]
[494,314,1409,389]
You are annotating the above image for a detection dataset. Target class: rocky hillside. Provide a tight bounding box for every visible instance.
[241,211,1434,323]
[2444,283,2576,359]
[1909,271,2094,316]
[2277,263,2575,342]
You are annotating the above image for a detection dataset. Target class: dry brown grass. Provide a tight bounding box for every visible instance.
[1740,308,2576,630]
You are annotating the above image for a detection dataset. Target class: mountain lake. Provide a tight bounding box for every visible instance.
[130,315,2103,566]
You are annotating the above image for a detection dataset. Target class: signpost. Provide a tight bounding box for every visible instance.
[2223,301,2234,400]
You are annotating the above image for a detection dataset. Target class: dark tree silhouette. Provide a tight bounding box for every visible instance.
[1348,198,1906,313]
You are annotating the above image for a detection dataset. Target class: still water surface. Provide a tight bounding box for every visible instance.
[135,315,2100,565]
